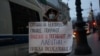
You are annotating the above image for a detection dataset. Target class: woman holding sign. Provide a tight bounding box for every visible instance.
[43,8,68,25]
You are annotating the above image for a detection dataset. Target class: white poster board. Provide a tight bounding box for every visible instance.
[29,22,73,53]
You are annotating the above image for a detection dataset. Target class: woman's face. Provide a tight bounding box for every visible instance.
[49,12,55,19]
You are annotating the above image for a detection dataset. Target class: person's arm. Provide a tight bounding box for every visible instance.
[43,15,50,21]
[54,13,59,21]
[62,19,68,25]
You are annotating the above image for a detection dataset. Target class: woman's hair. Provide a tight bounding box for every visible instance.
[45,9,58,17]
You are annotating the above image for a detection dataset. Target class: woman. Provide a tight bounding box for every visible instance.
[44,8,59,22]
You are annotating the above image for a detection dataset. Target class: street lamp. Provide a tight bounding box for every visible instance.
[74,0,92,55]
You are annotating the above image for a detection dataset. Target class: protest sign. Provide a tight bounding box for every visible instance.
[29,22,73,53]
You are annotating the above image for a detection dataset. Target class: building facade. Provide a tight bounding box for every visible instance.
[38,0,71,23]
[0,0,43,34]
[58,2,71,22]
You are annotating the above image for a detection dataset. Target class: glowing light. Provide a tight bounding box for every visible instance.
[93,22,96,25]
[73,32,76,35]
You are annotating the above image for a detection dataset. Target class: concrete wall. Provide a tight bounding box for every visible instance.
[0,0,13,34]
[47,0,60,10]
[0,44,28,56]
[0,0,43,34]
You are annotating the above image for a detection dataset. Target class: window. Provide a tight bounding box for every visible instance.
[9,1,40,34]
